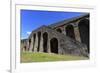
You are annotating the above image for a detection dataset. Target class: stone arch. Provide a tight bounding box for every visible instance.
[78,18,89,53]
[32,33,36,52]
[65,25,75,39]
[24,46,26,51]
[43,32,48,53]
[28,39,31,51]
[50,38,58,54]
[56,28,62,33]
[37,31,41,52]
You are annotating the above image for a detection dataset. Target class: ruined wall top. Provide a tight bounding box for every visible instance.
[48,14,89,28]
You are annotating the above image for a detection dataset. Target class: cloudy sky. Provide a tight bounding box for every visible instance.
[21,10,86,39]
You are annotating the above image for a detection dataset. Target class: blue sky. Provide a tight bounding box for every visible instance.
[21,10,86,39]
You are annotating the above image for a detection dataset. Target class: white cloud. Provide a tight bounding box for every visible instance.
[26,31,31,35]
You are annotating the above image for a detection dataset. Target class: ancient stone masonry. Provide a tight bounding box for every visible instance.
[21,14,89,57]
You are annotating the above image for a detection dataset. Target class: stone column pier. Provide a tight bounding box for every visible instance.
[47,36,51,53]
[62,26,66,35]
[26,40,29,51]
[58,39,63,54]
[73,22,81,42]
[39,34,43,52]
[34,34,38,52]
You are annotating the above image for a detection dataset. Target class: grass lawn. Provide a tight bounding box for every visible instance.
[21,52,88,63]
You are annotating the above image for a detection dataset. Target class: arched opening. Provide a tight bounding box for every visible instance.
[78,19,89,53]
[50,38,58,54]
[32,33,36,52]
[43,32,48,53]
[28,39,31,51]
[37,31,41,52]
[24,46,26,51]
[56,28,62,33]
[65,25,75,39]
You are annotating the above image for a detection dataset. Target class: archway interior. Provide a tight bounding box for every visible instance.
[32,34,36,51]
[37,32,41,52]
[50,38,58,54]
[78,19,89,53]
[24,46,26,51]
[43,32,48,53]
[56,28,62,33]
[29,39,31,51]
[65,25,75,39]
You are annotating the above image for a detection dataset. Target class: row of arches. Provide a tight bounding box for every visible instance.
[26,18,89,54]
[56,25,75,39]
[28,32,59,54]
[56,18,89,53]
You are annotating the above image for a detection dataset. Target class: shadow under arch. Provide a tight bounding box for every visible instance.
[50,37,58,54]
[56,28,62,33]
[43,32,48,53]
[37,31,41,52]
[65,25,75,39]
[78,18,89,53]
[32,33,36,52]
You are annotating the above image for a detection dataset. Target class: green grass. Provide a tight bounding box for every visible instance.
[21,52,88,63]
